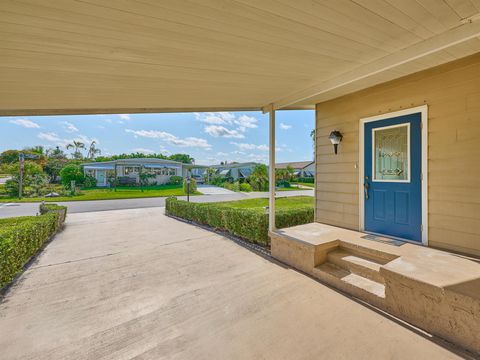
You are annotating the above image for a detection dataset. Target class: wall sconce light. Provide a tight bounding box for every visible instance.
[329,130,343,154]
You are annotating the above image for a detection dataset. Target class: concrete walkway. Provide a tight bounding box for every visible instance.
[0,208,465,359]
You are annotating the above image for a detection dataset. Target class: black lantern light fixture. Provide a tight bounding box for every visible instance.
[329,130,343,155]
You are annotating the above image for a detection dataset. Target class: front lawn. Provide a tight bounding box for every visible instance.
[211,196,314,210]
[0,184,202,203]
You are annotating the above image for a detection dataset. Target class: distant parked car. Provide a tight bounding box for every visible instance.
[192,174,204,184]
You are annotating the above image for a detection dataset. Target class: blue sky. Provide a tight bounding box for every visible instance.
[0,110,314,165]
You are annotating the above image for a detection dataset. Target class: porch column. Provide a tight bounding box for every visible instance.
[268,107,276,231]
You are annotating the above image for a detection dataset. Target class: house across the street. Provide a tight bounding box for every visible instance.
[82,158,187,186]
[210,162,259,181]
[276,161,315,178]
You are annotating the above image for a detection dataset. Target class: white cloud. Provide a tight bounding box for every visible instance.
[38,132,61,142]
[37,132,98,148]
[204,125,244,139]
[235,115,258,129]
[230,142,269,151]
[9,118,40,128]
[195,112,235,125]
[118,114,130,120]
[125,129,211,149]
[62,121,78,133]
[196,112,259,138]
[280,122,292,130]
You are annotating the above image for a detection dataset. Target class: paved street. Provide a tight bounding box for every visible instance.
[0,186,313,218]
[0,207,462,359]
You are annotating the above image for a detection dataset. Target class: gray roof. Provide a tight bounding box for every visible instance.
[275,161,314,170]
[209,162,260,169]
[82,158,185,167]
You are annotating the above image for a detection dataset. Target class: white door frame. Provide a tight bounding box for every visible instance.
[358,105,428,245]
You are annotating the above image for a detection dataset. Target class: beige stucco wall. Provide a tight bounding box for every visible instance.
[315,53,480,257]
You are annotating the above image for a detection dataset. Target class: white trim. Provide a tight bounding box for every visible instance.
[359,105,428,246]
[268,108,276,231]
[371,123,411,183]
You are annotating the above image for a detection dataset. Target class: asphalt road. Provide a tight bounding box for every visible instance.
[0,187,313,218]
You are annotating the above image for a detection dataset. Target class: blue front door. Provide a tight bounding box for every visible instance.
[364,113,422,242]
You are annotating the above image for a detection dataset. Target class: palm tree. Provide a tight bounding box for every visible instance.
[310,129,316,159]
[66,141,85,159]
[249,164,269,191]
[87,141,101,159]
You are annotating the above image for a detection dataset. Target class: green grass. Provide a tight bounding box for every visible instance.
[0,184,202,203]
[211,196,313,211]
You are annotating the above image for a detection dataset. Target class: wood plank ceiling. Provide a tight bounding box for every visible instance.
[0,0,480,115]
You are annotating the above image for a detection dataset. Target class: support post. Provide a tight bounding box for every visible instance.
[268,108,276,232]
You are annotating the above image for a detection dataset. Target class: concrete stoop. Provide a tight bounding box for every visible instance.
[270,223,480,355]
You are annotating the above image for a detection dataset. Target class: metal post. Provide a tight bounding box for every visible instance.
[18,153,24,199]
[186,174,190,202]
[268,107,276,232]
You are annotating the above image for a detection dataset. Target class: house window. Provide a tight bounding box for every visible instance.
[373,124,410,182]
[168,168,176,176]
[85,169,95,176]
[124,166,140,175]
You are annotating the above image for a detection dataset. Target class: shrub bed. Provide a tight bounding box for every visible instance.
[0,203,67,289]
[165,197,312,246]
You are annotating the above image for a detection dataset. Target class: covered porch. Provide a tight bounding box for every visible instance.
[2,0,480,355]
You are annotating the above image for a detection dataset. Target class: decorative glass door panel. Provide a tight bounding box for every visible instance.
[373,124,409,182]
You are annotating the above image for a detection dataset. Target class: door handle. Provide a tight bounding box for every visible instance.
[364,176,369,200]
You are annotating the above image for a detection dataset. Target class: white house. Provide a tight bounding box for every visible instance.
[276,161,315,178]
[82,158,187,187]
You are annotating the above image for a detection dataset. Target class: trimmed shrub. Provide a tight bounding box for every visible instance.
[83,175,97,188]
[165,197,313,246]
[168,175,183,185]
[276,180,291,188]
[239,182,252,192]
[183,177,197,193]
[0,203,67,289]
[297,177,314,183]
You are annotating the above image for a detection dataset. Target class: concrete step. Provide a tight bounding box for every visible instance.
[313,262,385,306]
[339,241,398,263]
[327,249,385,284]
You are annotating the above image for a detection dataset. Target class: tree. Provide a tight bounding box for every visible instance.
[4,161,44,197]
[0,150,22,164]
[44,157,69,183]
[60,163,85,189]
[168,153,194,164]
[286,165,295,180]
[46,146,66,159]
[87,141,101,159]
[248,164,269,191]
[66,141,85,159]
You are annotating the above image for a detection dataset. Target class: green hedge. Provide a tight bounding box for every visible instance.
[0,203,67,289]
[296,177,314,183]
[165,197,312,246]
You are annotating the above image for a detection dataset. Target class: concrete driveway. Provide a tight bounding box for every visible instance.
[0,208,464,359]
[0,187,313,218]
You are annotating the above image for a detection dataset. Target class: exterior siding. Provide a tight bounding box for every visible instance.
[315,53,480,256]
